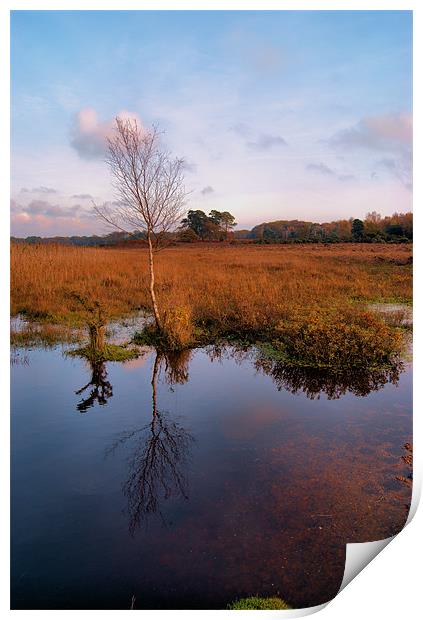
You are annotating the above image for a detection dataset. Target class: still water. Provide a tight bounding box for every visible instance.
[11,343,412,609]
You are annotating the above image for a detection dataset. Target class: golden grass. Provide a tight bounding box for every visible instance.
[11,242,412,332]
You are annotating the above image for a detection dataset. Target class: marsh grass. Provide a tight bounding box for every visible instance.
[11,242,412,366]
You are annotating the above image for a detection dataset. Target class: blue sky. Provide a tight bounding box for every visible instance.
[11,10,412,236]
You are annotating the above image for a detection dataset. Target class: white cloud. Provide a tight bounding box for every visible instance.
[338,174,357,183]
[20,186,58,194]
[247,133,287,151]
[72,193,93,200]
[306,163,358,183]
[306,162,336,176]
[14,199,84,218]
[375,157,412,191]
[328,112,412,191]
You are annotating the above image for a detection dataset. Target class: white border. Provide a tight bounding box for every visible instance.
[2,2,420,618]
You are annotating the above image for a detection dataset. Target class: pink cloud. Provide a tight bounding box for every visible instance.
[70,107,142,160]
[11,212,97,236]
[329,112,412,152]
[13,212,31,223]
[363,113,412,146]
[10,198,99,237]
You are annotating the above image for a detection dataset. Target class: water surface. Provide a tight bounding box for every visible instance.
[11,343,412,609]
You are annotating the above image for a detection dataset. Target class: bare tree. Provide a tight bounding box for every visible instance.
[94,118,187,331]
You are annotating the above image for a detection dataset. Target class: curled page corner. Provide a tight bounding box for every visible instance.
[406,482,420,526]
[338,536,395,594]
[337,482,418,597]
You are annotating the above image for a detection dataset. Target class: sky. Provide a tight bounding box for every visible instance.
[10,10,412,236]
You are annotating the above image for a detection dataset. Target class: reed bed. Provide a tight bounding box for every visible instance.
[11,242,412,366]
[11,242,412,321]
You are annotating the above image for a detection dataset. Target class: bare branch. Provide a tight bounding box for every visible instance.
[95,117,187,246]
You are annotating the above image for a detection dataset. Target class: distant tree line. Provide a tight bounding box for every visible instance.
[244,211,412,244]
[10,230,143,247]
[11,211,412,246]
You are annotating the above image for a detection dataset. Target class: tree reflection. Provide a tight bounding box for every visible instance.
[107,350,194,533]
[254,355,403,400]
[75,360,113,412]
[205,344,404,400]
[159,348,192,386]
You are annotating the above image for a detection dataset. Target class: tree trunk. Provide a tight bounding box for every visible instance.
[89,323,105,354]
[147,231,162,331]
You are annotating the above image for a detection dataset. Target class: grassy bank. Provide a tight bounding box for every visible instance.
[11,242,412,367]
[227,596,291,610]
[67,343,139,363]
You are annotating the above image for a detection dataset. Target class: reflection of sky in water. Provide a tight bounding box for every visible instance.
[11,345,412,610]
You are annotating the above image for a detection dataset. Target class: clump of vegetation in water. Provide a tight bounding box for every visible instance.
[161,305,194,349]
[134,306,196,351]
[66,294,138,362]
[68,343,138,363]
[133,323,170,349]
[136,303,404,369]
[227,597,291,610]
[269,305,403,369]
